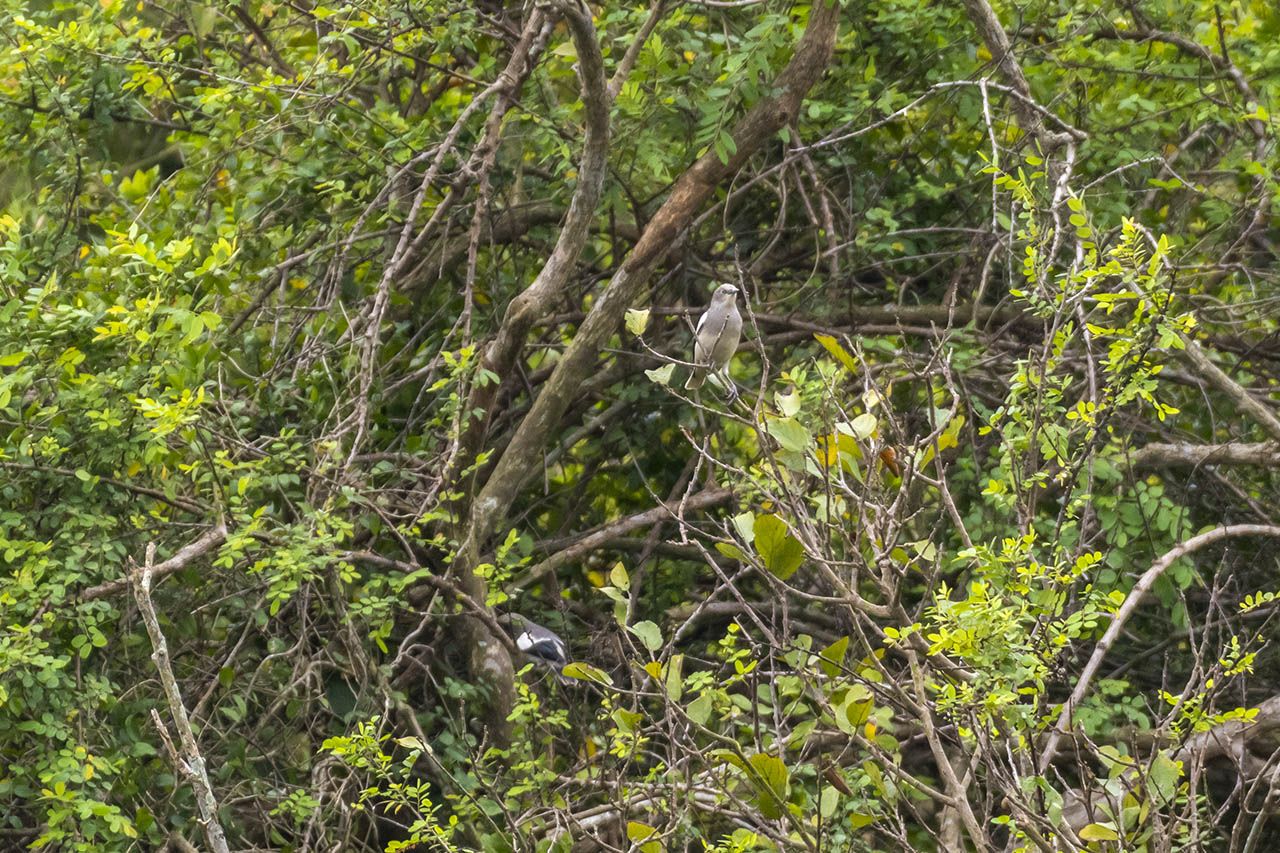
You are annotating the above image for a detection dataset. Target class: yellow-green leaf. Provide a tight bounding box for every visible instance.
[767,416,811,453]
[753,514,804,580]
[645,363,675,385]
[818,636,849,677]
[561,661,613,685]
[1079,822,1120,842]
[814,333,858,372]
[625,308,650,336]
[629,620,663,652]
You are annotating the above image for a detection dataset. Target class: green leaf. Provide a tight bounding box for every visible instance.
[0,351,28,367]
[820,785,839,819]
[747,753,791,819]
[393,736,427,752]
[767,417,811,453]
[612,708,643,734]
[753,514,804,580]
[665,653,684,701]
[1148,752,1181,802]
[814,333,858,372]
[1079,823,1120,842]
[645,363,675,385]
[629,620,663,652]
[833,684,874,734]
[625,308,650,336]
[774,388,802,417]
[687,692,713,725]
[627,821,657,842]
[847,413,878,440]
[715,541,747,561]
[818,636,849,677]
[609,562,630,591]
[561,661,613,685]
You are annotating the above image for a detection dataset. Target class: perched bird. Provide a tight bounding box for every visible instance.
[685,283,743,397]
[500,614,572,681]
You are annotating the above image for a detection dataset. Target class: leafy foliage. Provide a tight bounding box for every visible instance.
[1,0,1279,850]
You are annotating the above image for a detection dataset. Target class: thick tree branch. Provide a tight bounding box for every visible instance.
[82,523,228,602]
[437,0,611,740]
[456,0,612,463]
[1131,441,1280,470]
[1177,337,1280,444]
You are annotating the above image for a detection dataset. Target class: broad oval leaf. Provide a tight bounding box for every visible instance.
[747,753,791,819]
[753,513,804,580]
[1079,822,1120,841]
[766,416,812,453]
[628,620,663,652]
[645,363,675,386]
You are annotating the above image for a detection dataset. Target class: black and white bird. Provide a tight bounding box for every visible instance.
[501,614,571,681]
[685,282,743,398]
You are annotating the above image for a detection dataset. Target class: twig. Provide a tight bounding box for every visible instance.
[131,543,232,853]
[607,0,668,100]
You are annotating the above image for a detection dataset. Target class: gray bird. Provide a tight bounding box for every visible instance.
[500,614,572,682]
[685,283,742,396]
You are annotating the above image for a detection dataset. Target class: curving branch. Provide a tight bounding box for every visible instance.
[516,486,733,591]
[961,0,1082,150]
[455,0,612,465]
[436,0,612,740]
[1041,524,1280,771]
[1177,337,1280,444]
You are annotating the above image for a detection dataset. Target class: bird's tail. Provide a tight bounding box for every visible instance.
[685,370,705,390]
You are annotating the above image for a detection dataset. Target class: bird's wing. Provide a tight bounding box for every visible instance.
[516,630,568,666]
[698,311,734,365]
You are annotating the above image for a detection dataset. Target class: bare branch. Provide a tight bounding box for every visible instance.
[1131,441,1280,470]
[1177,337,1280,444]
[961,0,1081,149]
[82,523,228,602]
[516,486,733,590]
[131,543,231,853]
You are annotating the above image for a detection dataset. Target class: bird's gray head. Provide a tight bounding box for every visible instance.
[711,283,739,303]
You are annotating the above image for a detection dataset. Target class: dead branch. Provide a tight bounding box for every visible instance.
[131,543,231,853]
[83,523,228,602]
